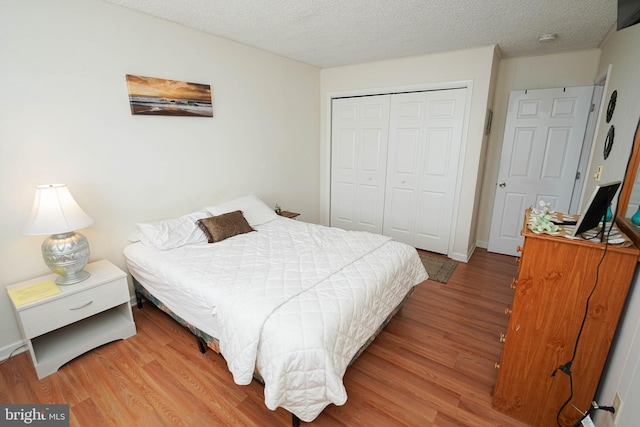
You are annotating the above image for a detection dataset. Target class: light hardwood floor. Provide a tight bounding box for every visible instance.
[0,249,530,426]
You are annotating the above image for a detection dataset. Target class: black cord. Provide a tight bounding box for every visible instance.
[554,227,611,426]
[0,344,27,364]
[552,116,637,425]
[556,193,624,425]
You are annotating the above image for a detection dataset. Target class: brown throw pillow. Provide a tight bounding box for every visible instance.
[196,210,255,243]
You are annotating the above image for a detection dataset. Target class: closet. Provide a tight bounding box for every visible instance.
[330,88,466,254]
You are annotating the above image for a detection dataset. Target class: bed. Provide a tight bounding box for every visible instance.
[123,195,428,423]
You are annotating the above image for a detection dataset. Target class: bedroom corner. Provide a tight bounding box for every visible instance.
[0,0,320,358]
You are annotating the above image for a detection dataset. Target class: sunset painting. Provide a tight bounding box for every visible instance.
[125,75,213,117]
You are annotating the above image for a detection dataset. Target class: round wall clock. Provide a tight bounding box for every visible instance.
[604,125,615,160]
[606,90,617,123]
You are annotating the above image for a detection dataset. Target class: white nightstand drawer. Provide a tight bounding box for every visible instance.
[7,259,136,379]
[19,277,129,338]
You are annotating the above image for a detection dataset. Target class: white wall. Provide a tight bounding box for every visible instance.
[474,30,640,424]
[590,22,640,427]
[586,24,640,199]
[0,0,320,357]
[320,45,498,261]
[475,50,602,247]
[5,3,640,422]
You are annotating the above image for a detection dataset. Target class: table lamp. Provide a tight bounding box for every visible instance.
[23,184,94,285]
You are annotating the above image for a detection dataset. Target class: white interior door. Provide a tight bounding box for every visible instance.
[487,86,594,256]
[330,95,390,233]
[383,88,466,254]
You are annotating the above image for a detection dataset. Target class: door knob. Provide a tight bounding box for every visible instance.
[499,182,506,188]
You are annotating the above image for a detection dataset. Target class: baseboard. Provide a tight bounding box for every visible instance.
[451,243,476,263]
[476,240,488,249]
[0,339,27,362]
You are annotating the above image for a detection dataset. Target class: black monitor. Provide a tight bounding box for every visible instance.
[572,181,621,240]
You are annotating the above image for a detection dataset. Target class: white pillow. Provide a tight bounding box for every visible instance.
[136,210,209,250]
[205,195,278,227]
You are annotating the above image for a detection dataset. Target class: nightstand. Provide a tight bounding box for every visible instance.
[278,211,300,219]
[7,259,136,379]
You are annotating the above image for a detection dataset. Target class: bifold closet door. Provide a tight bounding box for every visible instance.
[383,88,466,253]
[330,95,391,233]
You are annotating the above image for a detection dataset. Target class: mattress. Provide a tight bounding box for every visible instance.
[125,240,223,340]
[124,217,428,421]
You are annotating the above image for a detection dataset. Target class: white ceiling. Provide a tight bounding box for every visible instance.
[102,0,617,68]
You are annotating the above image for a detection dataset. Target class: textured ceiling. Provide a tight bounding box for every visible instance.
[102,0,617,68]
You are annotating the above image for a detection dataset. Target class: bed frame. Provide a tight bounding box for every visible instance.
[132,275,415,426]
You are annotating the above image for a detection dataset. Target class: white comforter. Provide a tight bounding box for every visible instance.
[124,218,427,421]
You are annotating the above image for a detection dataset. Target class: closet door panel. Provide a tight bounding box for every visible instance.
[330,88,466,256]
[334,129,357,170]
[384,186,415,238]
[383,98,421,243]
[393,129,420,174]
[358,184,381,227]
[361,129,384,171]
[415,190,445,241]
[423,128,452,176]
[331,127,357,225]
[414,89,466,252]
[331,95,390,233]
[384,88,466,253]
[332,182,356,223]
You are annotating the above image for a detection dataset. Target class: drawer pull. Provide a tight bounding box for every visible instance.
[510,278,518,290]
[505,307,512,316]
[69,301,94,310]
[494,362,500,369]
[499,332,507,343]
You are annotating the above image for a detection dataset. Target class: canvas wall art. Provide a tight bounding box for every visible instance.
[125,75,213,117]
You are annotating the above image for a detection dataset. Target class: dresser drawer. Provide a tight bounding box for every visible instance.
[19,277,129,338]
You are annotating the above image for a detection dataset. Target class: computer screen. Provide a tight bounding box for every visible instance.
[572,181,621,238]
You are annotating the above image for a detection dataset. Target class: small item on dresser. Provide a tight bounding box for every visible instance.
[551,219,577,225]
[607,237,626,244]
[528,200,560,234]
[632,206,640,225]
[278,210,300,219]
[7,279,60,307]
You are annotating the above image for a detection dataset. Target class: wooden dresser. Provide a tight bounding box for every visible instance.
[493,210,639,427]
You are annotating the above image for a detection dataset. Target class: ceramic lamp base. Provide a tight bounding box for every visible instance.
[42,231,91,285]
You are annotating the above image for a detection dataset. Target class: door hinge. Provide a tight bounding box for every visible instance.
[590,103,595,113]
[576,171,581,180]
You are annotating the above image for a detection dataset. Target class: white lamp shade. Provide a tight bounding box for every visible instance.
[23,184,94,235]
